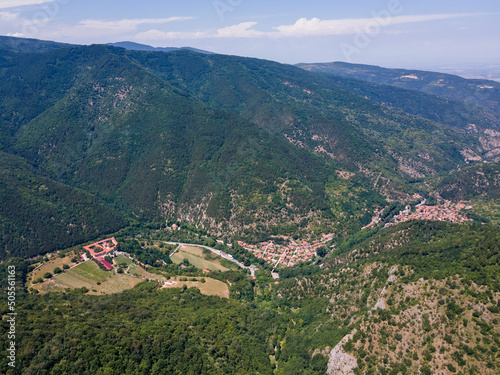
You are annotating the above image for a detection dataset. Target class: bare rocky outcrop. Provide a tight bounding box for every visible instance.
[327,329,358,375]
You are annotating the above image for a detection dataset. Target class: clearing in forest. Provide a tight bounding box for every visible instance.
[170,245,233,272]
[163,277,230,298]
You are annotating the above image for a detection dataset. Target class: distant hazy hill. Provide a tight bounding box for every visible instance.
[297,61,500,121]
[0,35,75,53]
[108,41,212,54]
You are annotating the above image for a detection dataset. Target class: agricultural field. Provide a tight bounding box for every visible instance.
[89,273,143,295]
[127,264,165,281]
[114,254,134,266]
[163,277,229,299]
[29,248,231,298]
[71,260,111,283]
[29,251,77,283]
[170,245,232,272]
[32,260,111,293]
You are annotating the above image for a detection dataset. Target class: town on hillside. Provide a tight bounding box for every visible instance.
[385,200,473,228]
[238,233,335,268]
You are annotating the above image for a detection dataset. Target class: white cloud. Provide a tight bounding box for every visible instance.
[133,13,483,42]
[273,14,483,37]
[78,17,194,33]
[134,22,266,41]
[215,22,266,38]
[7,32,25,37]
[0,0,55,9]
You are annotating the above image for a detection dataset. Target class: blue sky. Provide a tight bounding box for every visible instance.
[0,0,499,70]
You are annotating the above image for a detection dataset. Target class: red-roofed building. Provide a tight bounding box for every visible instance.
[84,237,118,258]
[96,257,113,270]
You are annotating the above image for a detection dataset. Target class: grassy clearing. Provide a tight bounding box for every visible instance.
[71,261,111,283]
[127,264,141,276]
[30,252,76,282]
[170,246,230,272]
[90,274,143,295]
[36,280,66,293]
[163,277,229,298]
[51,270,97,290]
[34,262,159,294]
[127,265,165,280]
[114,254,134,266]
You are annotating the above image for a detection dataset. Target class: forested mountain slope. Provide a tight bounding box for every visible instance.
[0,43,346,255]
[1,36,499,258]
[0,152,125,259]
[297,61,500,127]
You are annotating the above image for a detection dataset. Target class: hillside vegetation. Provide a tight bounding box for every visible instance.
[2,221,499,374]
[0,152,125,259]
[2,38,500,259]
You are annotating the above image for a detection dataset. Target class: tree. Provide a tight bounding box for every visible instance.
[316,246,328,257]
[43,272,52,279]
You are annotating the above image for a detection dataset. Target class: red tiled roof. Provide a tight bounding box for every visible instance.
[84,237,118,257]
[96,257,113,270]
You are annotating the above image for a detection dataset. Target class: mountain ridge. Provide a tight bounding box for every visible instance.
[1,37,499,258]
[107,41,213,54]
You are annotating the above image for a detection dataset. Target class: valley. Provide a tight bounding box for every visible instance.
[0,36,499,374]
[28,244,230,298]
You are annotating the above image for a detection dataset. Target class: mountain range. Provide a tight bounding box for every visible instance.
[1,36,500,375]
[0,36,499,259]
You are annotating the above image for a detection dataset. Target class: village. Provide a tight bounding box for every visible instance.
[385,200,473,227]
[238,232,335,268]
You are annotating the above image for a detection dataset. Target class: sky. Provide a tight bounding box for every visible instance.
[0,0,499,72]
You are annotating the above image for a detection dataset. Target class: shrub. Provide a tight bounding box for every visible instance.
[487,305,499,313]
[446,363,457,373]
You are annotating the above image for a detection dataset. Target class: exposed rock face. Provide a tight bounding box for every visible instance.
[372,296,386,311]
[460,148,483,162]
[327,329,358,375]
[387,274,398,283]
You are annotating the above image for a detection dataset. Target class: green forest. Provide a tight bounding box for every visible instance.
[1,36,500,374]
[2,38,500,259]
